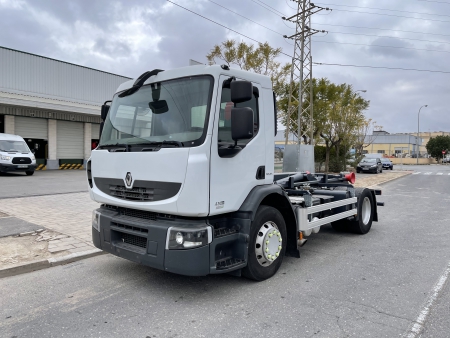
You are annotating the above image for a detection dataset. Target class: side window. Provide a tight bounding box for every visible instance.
[217,84,259,149]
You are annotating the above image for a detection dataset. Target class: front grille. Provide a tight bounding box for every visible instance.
[109,185,153,201]
[12,157,32,164]
[111,222,148,234]
[103,205,175,221]
[120,233,147,249]
[121,208,157,221]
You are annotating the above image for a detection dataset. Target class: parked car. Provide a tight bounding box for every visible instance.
[381,158,393,170]
[356,157,382,174]
[0,133,36,175]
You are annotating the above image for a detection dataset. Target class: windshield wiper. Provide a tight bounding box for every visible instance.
[134,141,184,148]
[98,143,129,151]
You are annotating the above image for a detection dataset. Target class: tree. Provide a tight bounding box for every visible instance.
[278,78,331,145]
[319,83,370,172]
[206,40,291,96]
[426,135,450,161]
[353,119,382,162]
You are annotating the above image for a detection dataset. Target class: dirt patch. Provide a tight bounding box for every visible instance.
[0,231,68,268]
[354,171,412,188]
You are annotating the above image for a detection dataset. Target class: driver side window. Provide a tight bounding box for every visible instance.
[217,85,259,150]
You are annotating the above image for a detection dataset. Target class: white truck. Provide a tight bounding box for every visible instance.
[88,65,383,281]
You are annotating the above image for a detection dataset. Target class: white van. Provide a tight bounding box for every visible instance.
[0,133,37,175]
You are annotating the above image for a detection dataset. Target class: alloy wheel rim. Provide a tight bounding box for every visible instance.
[255,221,282,267]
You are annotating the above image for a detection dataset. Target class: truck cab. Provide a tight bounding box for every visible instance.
[89,65,381,280]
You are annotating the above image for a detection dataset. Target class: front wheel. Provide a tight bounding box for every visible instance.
[25,171,34,176]
[242,205,287,281]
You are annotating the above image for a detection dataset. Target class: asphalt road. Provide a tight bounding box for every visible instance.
[1,168,450,337]
[0,170,88,198]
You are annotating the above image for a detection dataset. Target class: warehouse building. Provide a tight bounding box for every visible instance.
[0,46,131,169]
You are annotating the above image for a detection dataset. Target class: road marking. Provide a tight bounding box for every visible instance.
[424,172,432,175]
[412,172,421,175]
[436,173,443,175]
[406,262,450,337]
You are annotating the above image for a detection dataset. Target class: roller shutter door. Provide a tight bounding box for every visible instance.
[15,117,48,139]
[57,120,84,159]
[91,123,100,139]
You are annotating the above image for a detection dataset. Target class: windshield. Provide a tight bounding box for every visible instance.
[100,75,213,147]
[0,140,30,153]
[381,158,391,163]
[361,158,377,163]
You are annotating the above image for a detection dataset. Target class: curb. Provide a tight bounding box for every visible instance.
[367,171,413,189]
[0,248,105,279]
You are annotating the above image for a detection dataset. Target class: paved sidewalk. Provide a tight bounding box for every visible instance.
[0,192,98,254]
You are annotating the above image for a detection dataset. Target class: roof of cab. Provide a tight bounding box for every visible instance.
[0,133,26,141]
[114,64,273,95]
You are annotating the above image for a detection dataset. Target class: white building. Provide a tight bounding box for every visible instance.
[0,46,130,169]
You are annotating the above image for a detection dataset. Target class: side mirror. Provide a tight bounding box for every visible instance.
[231,107,254,141]
[99,121,104,139]
[31,149,35,154]
[149,100,169,114]
[101,105,110,121]
[230,81,253,103]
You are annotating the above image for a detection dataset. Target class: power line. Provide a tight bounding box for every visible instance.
[209,1,450,47]
[165,0,292,57]
[248,0,283,17]
[314,39,450,54]
[329,8,450,24]
[314,62,450,74]
[417,0,450,3]
[314,22,450,38]
[254,0,285,16]
[326,30,450,46]
[207,0,283,36]
[168,0,450,76]
[315,2,450,18]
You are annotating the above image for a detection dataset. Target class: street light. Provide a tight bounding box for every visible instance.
[417,105,428,165]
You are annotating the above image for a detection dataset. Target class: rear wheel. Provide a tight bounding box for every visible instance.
[25,171,34,176]
[331,187,374,234]
[348,188,374,234]
[242,205,287,281]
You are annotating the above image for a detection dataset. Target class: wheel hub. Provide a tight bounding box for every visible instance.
[255,221,282,267]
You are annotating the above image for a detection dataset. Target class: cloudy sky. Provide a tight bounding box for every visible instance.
[1,0,449,133]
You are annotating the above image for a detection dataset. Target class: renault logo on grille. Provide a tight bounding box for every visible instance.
[125,172,133,188]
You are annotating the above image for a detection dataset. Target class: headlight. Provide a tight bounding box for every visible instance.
[31,156,36,161]
[0,155,11,161]
[166,225,212,250]
[371,164,377,167]
[92,210,101,231]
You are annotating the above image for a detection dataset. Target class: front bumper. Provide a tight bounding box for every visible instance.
[358,166,377,173]
[92,206,248,276]
[0,163,36,173]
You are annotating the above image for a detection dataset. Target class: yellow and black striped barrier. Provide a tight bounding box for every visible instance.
[36,164,47,171]
[59,163,84,170]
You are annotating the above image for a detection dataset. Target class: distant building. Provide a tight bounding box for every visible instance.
[362,131,450,157]
[0,46,130,169]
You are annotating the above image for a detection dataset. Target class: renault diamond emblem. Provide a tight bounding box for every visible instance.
[125,172,133,187]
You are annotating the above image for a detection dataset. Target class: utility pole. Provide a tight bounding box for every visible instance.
[282,1,330,171]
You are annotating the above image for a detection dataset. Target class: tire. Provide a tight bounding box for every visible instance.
[242,205,287,281]
[348,188,374,234]
[356,169,361,173]
[25,171,34,176]
[380,168,383,173]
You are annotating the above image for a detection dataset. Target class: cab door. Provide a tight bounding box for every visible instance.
[209,75,266,215]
